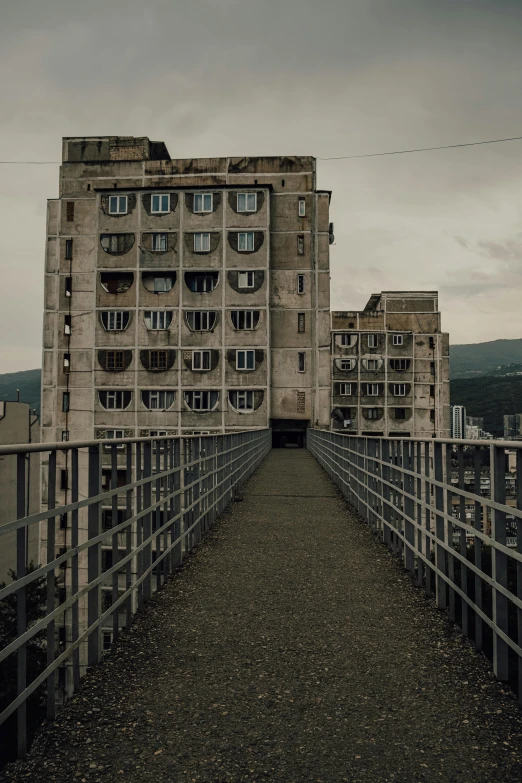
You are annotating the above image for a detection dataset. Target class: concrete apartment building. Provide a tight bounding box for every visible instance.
[0,401,40,583]
[504,413,522,439]
[330,291,450,437]
[451,405,467,439]
[42,136,331,448]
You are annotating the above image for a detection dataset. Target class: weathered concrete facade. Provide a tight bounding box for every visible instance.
[0,401,40,583]
[42,137,331,446]
[330,292,450,437]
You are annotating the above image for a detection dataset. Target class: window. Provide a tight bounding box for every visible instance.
[238,232,255,252]
[100,272,133,294]
[194,232,211,252]
[365,384,380,396]
[392,334,404,346]
[429,336,435,349]
[151,194,170,214]
[391,384,407,396]
[101,234,130,254]
[149,430,168,437]
[194,193,213,213]
[231,310,260,330]
[390,359,410,372]
[237,193,257,212]
[185,391,217,411]
[105,429,125,441]
[102,632,112,652]
[430,409,435,423]
[61,430,69,442]
[99,390,131,410]
[430,361,436,376]
[144,310,172,330]
[236,350,255,371]
[66,202,74,222]
[185,272,218,293]
[298,352,306,373]
[65,277,72,297]
[298,198,306,217]
[297,274,305,294]
[339,358,355,371]
[394,408,406,420]
[339,383,353,396]
[109,195,128,215]
[149,351,168,371]
[142,274,174,293]
[106,351,125,371]
[65,239,73,260]
[298,313,305,333]
[297,235,304,255]
[101,311,130,331]
[192,350,211,371]
[229,390,254,411]
[238,271,255,288]
[151,233,167,252]
[367,334,378,348]
[366,408,380,420]
[64,315,71,335]
[430,384,435,397]
[339,334,354,346]
[141,390,175,411]
[366,359,380,371]
[186,311,216,332]
[62,392,70,413]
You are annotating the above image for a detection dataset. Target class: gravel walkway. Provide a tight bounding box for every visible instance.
[3,449,522,783]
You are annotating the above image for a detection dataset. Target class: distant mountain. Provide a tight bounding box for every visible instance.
[450,338,522,379]
[450,375,522,436]
[0,369,41,413]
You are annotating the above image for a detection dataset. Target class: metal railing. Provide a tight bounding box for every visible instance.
[0,429,271,759]
[307,429,522,702]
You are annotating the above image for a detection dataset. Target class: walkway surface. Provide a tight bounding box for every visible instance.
[3,450,522,783]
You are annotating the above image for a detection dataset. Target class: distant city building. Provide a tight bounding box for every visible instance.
[504,414,522,439]
[451,405,466,439]
[330,292,450,437]
[0,401,40,583]
[466,415,484,430]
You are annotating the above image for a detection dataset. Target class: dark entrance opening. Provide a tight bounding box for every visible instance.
[271,419,309,448]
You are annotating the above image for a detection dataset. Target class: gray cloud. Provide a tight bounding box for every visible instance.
[1,0,522,370]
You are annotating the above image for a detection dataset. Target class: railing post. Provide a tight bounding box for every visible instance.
[434,441,447,610]
[46,450,57,719]
[124,442,133,627]
[457,445,469,638]
[71,448,81,693]
[16,452,27,758]
[491,444,509,682]
[404,441,415,575]
[143,441,152,602]
[446,445,456,623]
[473,446,483,652]
[110,445,120,642]
[424,441,433,597]
[516,447,522,704]
[87,444,101,667]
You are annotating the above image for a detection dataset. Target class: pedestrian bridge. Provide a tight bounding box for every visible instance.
[1,430,522,781]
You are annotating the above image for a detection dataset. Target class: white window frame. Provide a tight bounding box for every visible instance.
[339,383,352,396]
[151,233,168,252]
[367,334,378,348]
[145,310,171,331]
[340,334,353,346]
[186,311,215,331]
[233,390,254,411]
[109,195,128,215]
[194,232,211,252]
[390,358,409,372]
[392,384,407,397]
[238,232,255,252]
[143,390,175,411]
[367,408,380,420]
[105,429,126,449]
[103,311,129,331]
[102,391,126,410]
[151,194,170,214]
[366,359,380,371]
[297,274,305,294]
[392,334,404,346]
[231,310,258,330]
[339,358,355,371]
[236,350,255,371]
[238,271,255,289]
[237,193,257,213]
[151,276,173,293]
[298,352,306,373]
[298,198,306,217]
[366,384,380,397]
[189,390,211,411]
[194,193,213,213]
[192,350,211,371]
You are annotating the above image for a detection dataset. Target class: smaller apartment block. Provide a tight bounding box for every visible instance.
[330,292,450,437]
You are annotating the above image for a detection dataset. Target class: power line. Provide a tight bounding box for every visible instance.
[318,134,522,161]
[1,133,522,165]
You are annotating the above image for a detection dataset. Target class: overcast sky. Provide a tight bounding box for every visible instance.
[2,0,522,372]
